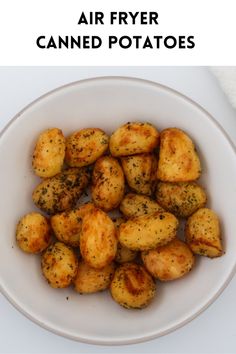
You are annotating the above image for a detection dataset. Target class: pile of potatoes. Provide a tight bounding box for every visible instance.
[16,122,223,310]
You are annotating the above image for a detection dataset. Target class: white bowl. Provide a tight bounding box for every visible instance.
[0,77,236,345]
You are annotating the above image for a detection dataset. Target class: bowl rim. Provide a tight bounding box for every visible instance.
[0,75,236,346]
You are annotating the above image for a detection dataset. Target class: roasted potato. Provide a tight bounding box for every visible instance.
[118,211,178,251]
[32,128,65,178]
[16,212,51,253]
[32,168,89,215]
[156,182,207,218]
[50,203,95,247]
[185,208,223,258]
[142,238,195,281]
[74,261,115,294]
[80,208,117,268]
[16,121,225,310]
[121,153,157,196]
[120,193,164,218]
[41,242,78,288]
[115,243,137,264]
[109,122,159,157]
[91,156,125,211]
[112,217,137,263]
[112,216,126,228]
[65,128,109,167]
[157,128,201,182]
[110,263,156,309]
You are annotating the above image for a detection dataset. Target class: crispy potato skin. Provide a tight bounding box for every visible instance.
[109,122,159,157]
[32,168,89,215]
[41,242,78,288]
[156,182,207,218]
[118,211,178,251]
[185,208,223,258]
[120,193,164,218]
[65,128,109,167]
[142,238,195,281]
[110,263,156,309]
[32,128,66,178]
[50,203,95,247]
[112,217,126,228]
[80,208,117,268]
[91,156,125,211]
[121,154,157,196]
[112,217,137,263]
[74,261,115,294]
[16,212,51,253]
[157,128,201,182]
[115,243,137,264]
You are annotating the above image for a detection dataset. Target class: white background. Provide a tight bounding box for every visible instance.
[0,0,236,65]
[0,66,236,354]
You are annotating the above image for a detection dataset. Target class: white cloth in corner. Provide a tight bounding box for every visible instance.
[210,67,236,110]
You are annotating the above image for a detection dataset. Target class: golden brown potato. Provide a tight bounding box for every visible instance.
[80,208,117,268]
[110,263,156,309]
[112,217,137,263]
[112,216,126,228]
[121,154,157,196]
[50,203,95,247]
[120,193,164,218]
[91,156,125,211]
[109,122,159,157]
[32,128,65,178]
[32,168,89,215]
[156,182,207,218]
[185,208,223,258]
[142,238,195,281]
[118,211,178,251]
[41,242,78,288]
[65,128,109,167]
[16,212,51,253]
[157,128,201,182]
[115,243,137,264]
[74,261,115,294]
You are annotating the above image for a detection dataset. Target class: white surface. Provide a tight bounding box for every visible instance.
[1,76,236,346]
[0,67,236,353]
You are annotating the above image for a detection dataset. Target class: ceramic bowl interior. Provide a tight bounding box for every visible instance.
[0,77,236,345]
